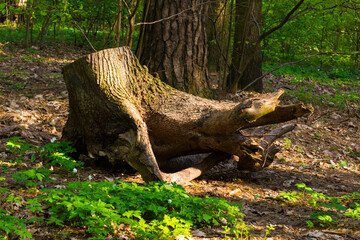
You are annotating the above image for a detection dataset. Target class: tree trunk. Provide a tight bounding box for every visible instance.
[25,0,36,48]
[227,0,263,93]
[136,0,211,97]
[62,47,312,184]
[207,0,229,73]
[115,0,122,47]
[35,15,51,45]
[124,0,141,48]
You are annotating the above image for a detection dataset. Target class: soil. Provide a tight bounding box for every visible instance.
[0,43,359,239]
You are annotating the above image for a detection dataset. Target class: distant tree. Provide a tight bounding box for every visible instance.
[207,0,229,73]
[124,0,141,48]
[227,0,263,93]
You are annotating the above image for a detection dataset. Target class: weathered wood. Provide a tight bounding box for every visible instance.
[62,46,313,183]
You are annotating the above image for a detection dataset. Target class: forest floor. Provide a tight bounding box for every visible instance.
[0,44,360,240]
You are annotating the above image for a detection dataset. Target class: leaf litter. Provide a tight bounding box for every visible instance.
[0,43,359,239]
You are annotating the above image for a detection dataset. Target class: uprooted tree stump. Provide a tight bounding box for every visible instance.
[61,46,313,184]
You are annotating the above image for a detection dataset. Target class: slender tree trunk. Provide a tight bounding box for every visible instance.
[25,0,36,48]
[136,0,211,97]
[354,10,359,68]
[15,0,26,24]
[227,0,263,93]
[5,0,9,23]
[207,0,229,73]
[102,1,106,46]
[115,0,122,47]
[124,0,141,48]
[35,15,51,45]
[333,29,341,52]
[222,0,234,89]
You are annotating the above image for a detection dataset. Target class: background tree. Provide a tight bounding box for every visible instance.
[123,0,141,48]
[136,0,211,96]
[0,0,358,91]
[207,0,229,73]
[227,0,262,93]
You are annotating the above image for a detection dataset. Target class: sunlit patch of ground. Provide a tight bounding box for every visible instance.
[0,43,359,239]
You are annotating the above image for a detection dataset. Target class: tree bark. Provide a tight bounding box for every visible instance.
[136,0,211,97]
[115,0,122,47]
[207,0,229,73]
[124,0,141,48]
[227,0,263,93]
[62,46,313,184]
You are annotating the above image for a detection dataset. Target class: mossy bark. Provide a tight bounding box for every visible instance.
[62,46,312,184]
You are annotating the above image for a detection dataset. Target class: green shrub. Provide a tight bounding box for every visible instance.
[0,209,32,239]
[275,183,360,229]
[40,181,245,239]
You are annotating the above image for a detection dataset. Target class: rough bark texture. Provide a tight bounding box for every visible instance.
[136,0,210,96]
[207,0,229,72]
[228,0,263,93]
[62,47,313,184]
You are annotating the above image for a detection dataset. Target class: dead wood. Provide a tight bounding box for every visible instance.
[61,46,313,183]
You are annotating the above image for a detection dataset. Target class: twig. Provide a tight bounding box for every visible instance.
[260,124,296,167]
[341,3,360,10]
[239,132,278,137]
[125,0,141,19]
[321,230,359,240]
[312,110,331,122]
[230,0,305,92]
[288,4,338,21]
[0,41,9,47]
[122,0,132,15]
[259,0,305,42]
[72,21,97,52]
[134,0,215,27]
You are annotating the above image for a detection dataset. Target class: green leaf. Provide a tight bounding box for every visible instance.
[295,183,306,189]
[36,173,45,182]
[306,220,314,228]
[321,202,346,212]
[26,217,44,223]
[344,208,360,220]
[202,214,212,224]
[47,216,64,226]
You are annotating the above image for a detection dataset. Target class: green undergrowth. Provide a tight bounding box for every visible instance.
[263,62,360,108]
[0,25,130,51]
[0,138,259,239]
[0,25,100,49]
[40,181,244,239]
[275,183,360,229]
[0,209,32,239]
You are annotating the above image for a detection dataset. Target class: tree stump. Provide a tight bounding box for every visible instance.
[62,46,312,184]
